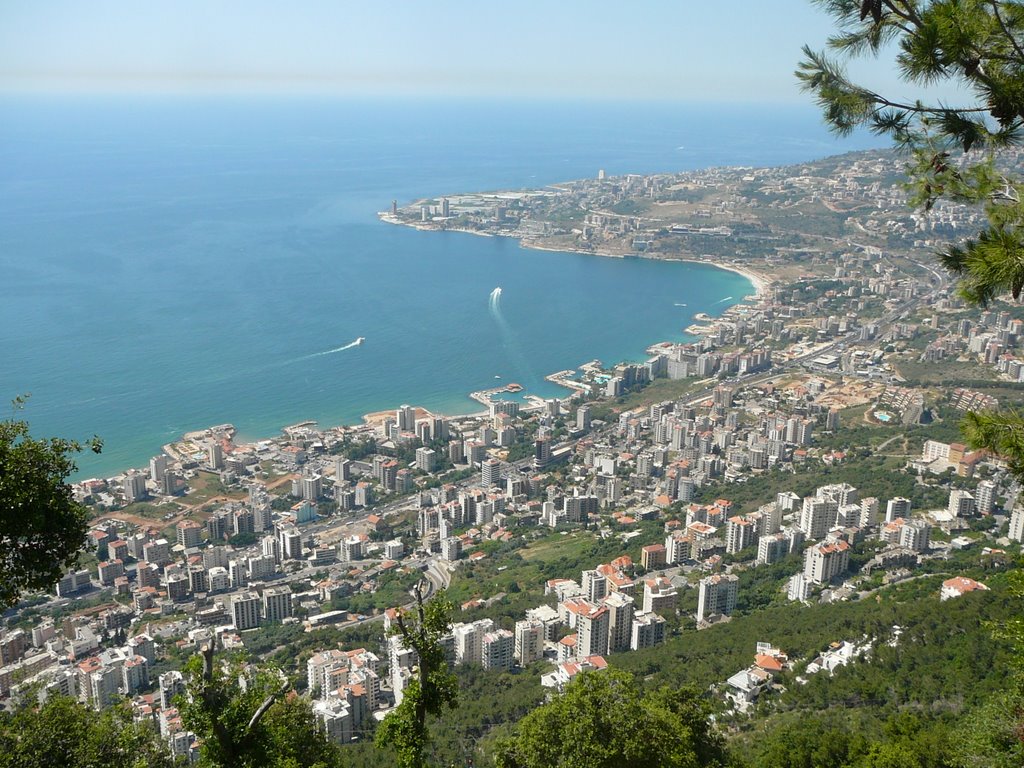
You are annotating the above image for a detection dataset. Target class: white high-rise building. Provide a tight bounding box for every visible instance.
[885,497,912,522]
[641,577,678,615]
[1009,507,1024,543]
[799,497,836,540]
[803,540,851,584]
[757,532,789,565]
[759,503,782,535]
[231,592,261,630]
[481,458,501,488]
[397,405,416,432]
[576,405,592,430]
[859,497,880,527]
[787,573,812,602]
[261,585,293,624]
[581,569,608,603]
[453,619,494,665]
[299,474,322,501]
[602,592,634,653]
[415,447,437,473]
[441,537,462,562]
[313,698,352,745]
[514,620,545,665]
[725,516,757,554]
[208,442,224,469]
[948,489,976,518]
[665,532,693,565]
[898,519,930,553]
[481,629,514,671]
[280,526,303,560]
[123,471,148,503]
[696,574,738,622]
[630,611,665,650]
[576,603,610,658]
[228,559,248,589]
[149,455,168,485]
[975,480,997,515]
[334,457,351,482]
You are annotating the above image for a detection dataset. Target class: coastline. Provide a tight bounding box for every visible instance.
[380,213,774,301]
[83,216,770,483]
[527,243,773,301]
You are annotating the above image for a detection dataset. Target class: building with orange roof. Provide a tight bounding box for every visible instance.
[804,539,851,584]
[557,633,577,663]
[940,576,989,600]
[606,571,636,596]
[640,543,667,570]
[610,555,633,571]
[541,654,608,691]
[754,654,786,673]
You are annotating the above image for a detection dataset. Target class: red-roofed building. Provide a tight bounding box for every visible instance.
[610,555,633,571]
[640,544,667,571]
[941,576,989,600]
[541,654,608,691]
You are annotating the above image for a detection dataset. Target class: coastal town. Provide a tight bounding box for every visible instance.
[4,148,1024,762]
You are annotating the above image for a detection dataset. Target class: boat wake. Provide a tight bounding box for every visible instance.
[488,286,535,386]
[714,296,733,304]
[674,302,688,307]
[305,337,365,358]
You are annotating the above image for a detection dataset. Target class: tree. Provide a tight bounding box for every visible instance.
[491,669,727,768]
[0,695,176,768]
[374,586,458,768]
[797,0,1024,479]
[0,400,101,607]
[947,568,1024,767]
[177,643,344,768]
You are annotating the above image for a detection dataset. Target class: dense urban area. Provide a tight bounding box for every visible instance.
[5,148,1024,764]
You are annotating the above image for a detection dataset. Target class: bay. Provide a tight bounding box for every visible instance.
[0,96,885,478]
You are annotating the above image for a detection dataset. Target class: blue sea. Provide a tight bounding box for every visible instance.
[0,96,886,478]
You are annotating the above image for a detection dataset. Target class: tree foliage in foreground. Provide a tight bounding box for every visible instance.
[178,645,344,768]
[491,669,727,768]
[0,695,176,768]
[0,400,101,607]
[797,0,1024,479]
[953,568,1024,767]
[374,587,458,768]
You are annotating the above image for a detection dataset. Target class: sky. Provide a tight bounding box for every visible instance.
[0,0,962,103]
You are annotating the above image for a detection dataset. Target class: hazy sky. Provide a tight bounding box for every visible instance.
[0,1,959,102]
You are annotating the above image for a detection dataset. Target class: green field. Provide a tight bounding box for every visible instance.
[180,470,246,505]
[896,357,998,384]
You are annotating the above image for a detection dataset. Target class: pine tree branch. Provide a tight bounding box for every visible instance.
[247,677,290,732]
[885,0,923,28]
[199,642,236,765]
[989,0,1024,65]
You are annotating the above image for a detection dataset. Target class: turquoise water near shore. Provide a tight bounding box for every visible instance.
[0,96,885,478]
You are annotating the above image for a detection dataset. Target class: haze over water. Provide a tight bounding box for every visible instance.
[0,96,885,478]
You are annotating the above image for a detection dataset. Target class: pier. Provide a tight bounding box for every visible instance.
[469,382,523,407]
[545,370,591,394]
